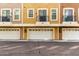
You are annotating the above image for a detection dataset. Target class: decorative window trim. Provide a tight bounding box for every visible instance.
[1,8,11,22]
[28,28,53,31]
[63,8,74,22]
[0,28,20,31]
[27,8,34,18]
[13,8,20,21]
[50,8,58,21]
[37,8,48,22]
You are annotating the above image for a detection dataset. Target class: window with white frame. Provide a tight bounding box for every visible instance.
[13,8,20,21]
[38,8,48,22]
[50,8,58,21]
[1,9,11,22]
[63,8,74,22]
[27,9,34,18]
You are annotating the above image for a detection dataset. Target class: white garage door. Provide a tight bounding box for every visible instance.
[62,28,79,41]
[0,28,20,40]
[28,29,53,41]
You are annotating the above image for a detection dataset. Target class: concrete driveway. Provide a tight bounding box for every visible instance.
[0,41,79,56]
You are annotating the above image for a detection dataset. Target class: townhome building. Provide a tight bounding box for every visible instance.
[23,3,60,41]
[0,3,78,42]
[60,3,79,41]
[0,3,23,40]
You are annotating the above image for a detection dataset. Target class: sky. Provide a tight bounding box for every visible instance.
[0,0,79,3]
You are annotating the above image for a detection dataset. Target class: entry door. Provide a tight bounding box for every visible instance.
[1,9,11,22]
[38,9,47,22]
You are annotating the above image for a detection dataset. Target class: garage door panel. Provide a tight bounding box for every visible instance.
[0,29,20,40]
[62,28,79,40]
[28,29,53,41]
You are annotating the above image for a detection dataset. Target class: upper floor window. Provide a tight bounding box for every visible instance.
[37,8,48,22]
[1,8,11,22]
[63,8,74,22]
[13,8,20,21]
[27,8,34,18]
[50,8,58,21]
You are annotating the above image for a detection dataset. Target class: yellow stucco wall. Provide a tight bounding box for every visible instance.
[23,3,60,24]
[54,28,60,40]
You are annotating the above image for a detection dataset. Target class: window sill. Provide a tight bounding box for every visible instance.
[63,22,78,24]
[0,22,12,24]
[36,22,50,25]
[50,19,57,21]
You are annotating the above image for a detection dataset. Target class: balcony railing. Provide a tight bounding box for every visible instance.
[63,16,77,22]
[36,16,48,22]
[0,16,13,22]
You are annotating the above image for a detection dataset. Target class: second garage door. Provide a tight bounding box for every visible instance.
[28,28,53,41]
[0,28,20,40]
[62,28,79,41]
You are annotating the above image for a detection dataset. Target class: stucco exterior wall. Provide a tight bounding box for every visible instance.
[60,3,79,24]
[0,3,22,24]
[23,3,60,24]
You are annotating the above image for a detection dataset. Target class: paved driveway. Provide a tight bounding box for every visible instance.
[0,41,79,56]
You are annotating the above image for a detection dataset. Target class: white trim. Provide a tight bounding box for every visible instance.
[27,8,34,18]
[37,8,48,22]
[50,8,58,21]
[0,28,20,30]
[1,8,11,23]
[63,8,75,23]
[13,8,20,21]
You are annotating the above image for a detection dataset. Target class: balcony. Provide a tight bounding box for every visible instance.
[63,16,77,24]
[36,16,49,24]
[37,16,48,22]
[0,16,12,24]
[2,16,12,22]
